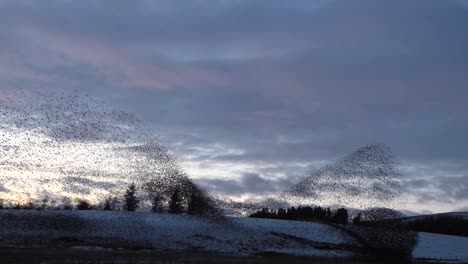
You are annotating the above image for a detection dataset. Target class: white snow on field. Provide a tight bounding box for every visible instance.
[1,210,468,261]
[413,232,468,262]
[139,213,353,256]
[0,210,353,257]
[236,217,350,244]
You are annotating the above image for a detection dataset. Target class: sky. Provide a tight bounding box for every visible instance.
[0,0,467,213]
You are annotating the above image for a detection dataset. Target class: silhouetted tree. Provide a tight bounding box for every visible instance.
[169,189,183,214]
[406,215,468,237]
[13,202,21,210]
[49,200,57,209]
[103,197,112,210]
[41,198,48,210]
[187,191,204,215]
[62,197,73,210]
[123,183,139,212]
[151,194,163,213]
[326,208,333,219]
[333,208,349,224]
[76,199,92,210]
[250,205,349,224]
[353,213,363,225]
[24,200,36,210]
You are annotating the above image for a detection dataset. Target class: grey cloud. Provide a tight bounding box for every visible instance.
[438,176,468,200]
[401,175,468,204]
[196,173,299,196]
[456,206,468,212]
[403,179,430,190]
[0,0,324,55]
[63,184,91,195]
[66,176,119,190]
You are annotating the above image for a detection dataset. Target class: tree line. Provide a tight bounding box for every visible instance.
[249,206,349,224]
[351,210,468,237]
[404,215,468,237]
[0,181,213,216]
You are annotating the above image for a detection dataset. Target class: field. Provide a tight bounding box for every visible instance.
[1,210,467,263]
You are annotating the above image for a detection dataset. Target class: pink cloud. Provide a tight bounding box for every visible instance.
[0,25,229,93]
[27,29,227,90]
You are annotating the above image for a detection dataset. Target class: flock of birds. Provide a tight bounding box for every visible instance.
[221,144,405,217]
[0,91,178,204]
[284,144,403,210]
[0,91,415,258]
[0,91,404,218]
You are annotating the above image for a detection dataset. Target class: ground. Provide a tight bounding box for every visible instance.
[0,210,467,263]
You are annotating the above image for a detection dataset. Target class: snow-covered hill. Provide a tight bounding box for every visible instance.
[413,232,468,261]
[404,211,468,221]
[0,210,467,262]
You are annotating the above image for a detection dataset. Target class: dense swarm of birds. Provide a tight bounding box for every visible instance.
[282,144,403,210]
[0,91,224,219]
[0,91,406,223]
[218,144,416,260]
[282,146,416,260]
[0,91,419,257]
[222,144,405,217]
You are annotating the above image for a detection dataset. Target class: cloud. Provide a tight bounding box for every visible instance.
[66,176,119,190]
[456,206,468,212]
[196,173,299,197]
[401,175,468,204]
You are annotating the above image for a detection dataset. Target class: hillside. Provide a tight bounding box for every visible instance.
[0,210,467,262]
[404,211,468,221]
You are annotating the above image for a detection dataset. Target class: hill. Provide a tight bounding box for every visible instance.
[404,211,468,221]
[0,210,467,262]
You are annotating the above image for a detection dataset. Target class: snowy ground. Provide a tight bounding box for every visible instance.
[412,232,468,262]
[0,210,354,258]
[0,210,467,262]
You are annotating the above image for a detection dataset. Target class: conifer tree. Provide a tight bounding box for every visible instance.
[103,197,112,211]
[168,189,183,214]
[124,183,139,212]
[353,213,363,225]
[187,190,205,215]
[151,194,163,213]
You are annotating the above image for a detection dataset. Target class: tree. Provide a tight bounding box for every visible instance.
[76,199,92,210]
[169,189,183,214]
[41,198,48,210]
[353,213,363,225]
[103,197,112,211]
[333,208,349,224]
[151,194,163,213]
[62,197,73,210]
[123,183,139,212]
[102,194,120,211]
[187,189,206,215]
